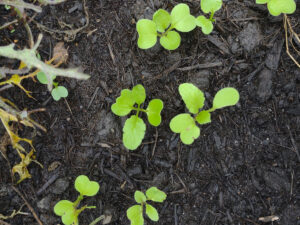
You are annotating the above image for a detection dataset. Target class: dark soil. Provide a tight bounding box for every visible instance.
[1,0,300,225]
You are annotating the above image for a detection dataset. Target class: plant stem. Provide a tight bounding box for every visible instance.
[209,11,215,22]
[89,215,105,225]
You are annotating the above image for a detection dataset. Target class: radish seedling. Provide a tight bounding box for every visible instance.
[54,175,99,225]
[37,71,68,101]
[127,187,167,225]
[170,83,239,145]
[256,0,296,16]
[111,84,163,150]
[196,0,222,34]
[136,3,196,50]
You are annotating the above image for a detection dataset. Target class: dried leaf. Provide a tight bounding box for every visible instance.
[53,42,69,64]
[259,215,279,222]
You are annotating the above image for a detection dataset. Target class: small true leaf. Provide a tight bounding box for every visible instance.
[75,175,100,196]
[179,83,205,114]
[267,0,296,16]
[160,30,181,50]
[134,191,147,203]
[37,71,56,84]
[171,3,196,32]
[146,187,167,202]
[201,0,223,14]
[127,205,144,225]
[123,115,146,150]
[137,19,157,49]
[169,113,200,145]
[146,99,163,126]
[111,89,135,116]
[153,9,171,33]
[146,204,159,221]
[212,87,239,110]
[196,15,213,34]
[54,200,74,216]
[196,110,211,125]
[132,84,146,104]
[51,86,68,101]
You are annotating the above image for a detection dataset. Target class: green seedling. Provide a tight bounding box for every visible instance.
[196,0,222,34]
[111,84,163,150]
[127,187,167,225]
[256,0,296,16]
[170,83,239,145]
[136,3,196,50]
[37,71,68,101]
[54,175,99,225]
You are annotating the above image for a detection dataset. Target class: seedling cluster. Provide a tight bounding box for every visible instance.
[111,84,163,150]
[256,0,296,16]
[170,83,240,145]
[54,175,99,225]
[127,187,167,225]
[137,0,223,50]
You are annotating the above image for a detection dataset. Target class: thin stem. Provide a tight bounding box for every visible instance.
[14,8,34,48]
[209,11,215,22]
[89,215,105,225]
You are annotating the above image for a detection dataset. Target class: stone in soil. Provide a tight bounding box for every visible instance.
[257,69,273,103]
[239,23,262,53]
[188,70,210,90]
[37,195,52,211]
[50,177,70,194]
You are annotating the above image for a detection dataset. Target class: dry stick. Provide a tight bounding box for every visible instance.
[151,128,158,158]
[177,61,223,71]
[0,220,11,225]
[11,186,43,225]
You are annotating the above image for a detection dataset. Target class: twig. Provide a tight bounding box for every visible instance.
[0,19,19,30]
[0,0,42,12]
[177,61,223,71]
[151,128,158,158]
[0,220,11,225]
[12,186,43,225]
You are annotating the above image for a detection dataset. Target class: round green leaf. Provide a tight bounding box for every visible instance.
[267,0,296,16]
[146,187,167,202]
[153,9,171,33]
[54,200,74,216]
[134,191,146,203]
[179,83,205,114]
[127,205,144,225]
[132,84,146,104]
[196,110,211,125]
[160,31,181,50]
[196,15,213,34]
[170,113,200,145]
[37,71,56,84]
[111,89,135,116]
[171,3,196,32]
[51,86,68,101]
[201,0,223,14]
[123,115,146,150]
[256,0,269,3]
[75,175,100,196]
[146,99,163,126]
[212,87,240,110]
[145,204,159,221]
[137,19,157,49]
[61,211,76,225]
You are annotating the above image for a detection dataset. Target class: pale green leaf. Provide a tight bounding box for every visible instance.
[160,30,181,50]
[146,99,163,126]
[256,0,269,3]
[153,9,171,33]
[134,191,146,203]
[196,15,213,34]
[61,212,76,225]
[196,110,211,125]
[145,204,159,221]
[171,3,196,32]
[137,19,157,49]
[169,113,200,145]
[146,187,167,202]
[123,115,146,150]
[75,175,100,196]
[51,86,68,101]
[267,0,296,16]
[127,205,144,225]
[179,83,205,114]
[132,84,146,104]
[111,89,135,116]
[212,87,239,110]
[37,71,56,84]
[201,0,223,14]
[54,200,74,216]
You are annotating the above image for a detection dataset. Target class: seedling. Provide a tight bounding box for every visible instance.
[54,175,99,225]
[136,3,196,50]
[127,187,167,225]
[170,83,239,145]
[256,0,296,16]
[111,84,163,150]
[37,71,68,101]
[196,0,222,34]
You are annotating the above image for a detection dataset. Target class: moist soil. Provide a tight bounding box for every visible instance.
[0,0,300,225]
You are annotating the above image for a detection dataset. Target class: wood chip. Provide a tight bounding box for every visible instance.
[258,215,279,222]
